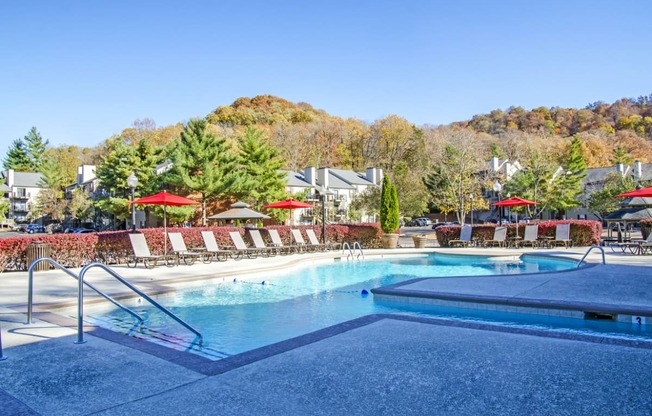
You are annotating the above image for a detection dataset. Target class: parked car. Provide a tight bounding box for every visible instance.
[26,224,46,234]
[414,217,433,226]
[72,228,96,234]
[13,224,27,233]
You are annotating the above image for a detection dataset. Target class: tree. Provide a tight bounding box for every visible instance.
[232,127,288,212]
[587,173,637,222]
[0,198,8,223]
[611,144,632,165]
[391,162,428,217]
[349,186,381,222]
[68,188,93,223]
[3,138,30,171]
[380,175,399,233]
[556,136,587,213]
[170,119,237,225]
[23,127,49,171]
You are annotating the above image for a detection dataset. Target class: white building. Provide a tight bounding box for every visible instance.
[1,169,46,225]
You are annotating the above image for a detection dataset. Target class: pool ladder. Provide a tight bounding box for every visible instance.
[26,257,203,346]
[342,242,365,261]
[577,245,606,268]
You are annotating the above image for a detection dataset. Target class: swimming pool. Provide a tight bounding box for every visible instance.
[83,253,651,359]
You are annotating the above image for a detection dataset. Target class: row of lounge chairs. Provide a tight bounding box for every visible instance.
[127,228,337,268]
[608,232,652,255]
[449,224,573,249]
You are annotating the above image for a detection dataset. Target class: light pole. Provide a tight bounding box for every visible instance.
[492,181,502,223]
[321,191,327,244]
[469,194,474,226]
[127,171,138,232]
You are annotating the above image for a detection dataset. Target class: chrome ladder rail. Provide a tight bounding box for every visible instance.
[78,262,203,345]
[577,245,606,268]
[353,241,365,260]
[27,257,143,325]
[341,242,354,260]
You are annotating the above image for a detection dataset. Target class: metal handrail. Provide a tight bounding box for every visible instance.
[27,258,143,325]
[0,322,7,361]
[577,245,606,268]
[78,263,203,345]
[353,241,365,260]
[341,242,354,260]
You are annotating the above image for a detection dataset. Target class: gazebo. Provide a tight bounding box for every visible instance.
[605,197,652,240]
[207,201,270,226]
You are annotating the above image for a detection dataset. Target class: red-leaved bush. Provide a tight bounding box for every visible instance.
[435,220,602,247]
[641,218,652,239]
[0,223,383,272]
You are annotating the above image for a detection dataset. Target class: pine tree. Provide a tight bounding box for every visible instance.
[171,118,237,225]
[23,127,48,171]
[233,127,288,212]
[559,136,587,211]
[3,139,30,171]
[380,175,400,233]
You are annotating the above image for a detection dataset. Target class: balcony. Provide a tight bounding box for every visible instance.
[12,192,30,200]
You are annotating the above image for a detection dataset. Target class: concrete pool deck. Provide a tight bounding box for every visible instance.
[1,246,652,415]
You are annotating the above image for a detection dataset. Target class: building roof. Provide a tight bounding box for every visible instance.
[284,171,312,188]
[330,169,375,186]
[10,171,45,188]
[605,207,652,222]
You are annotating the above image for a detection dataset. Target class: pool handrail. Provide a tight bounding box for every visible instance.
[78,262,203,345]
[27,257,143,325]
[577,245,606,268]
[341,242,364,261]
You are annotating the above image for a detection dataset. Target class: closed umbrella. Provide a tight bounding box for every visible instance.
[131,191,199,254]
[492,197,538,238]
[263,198,314,226]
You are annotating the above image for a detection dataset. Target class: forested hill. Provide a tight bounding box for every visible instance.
[206,95,334,125]
[452,95,652,139]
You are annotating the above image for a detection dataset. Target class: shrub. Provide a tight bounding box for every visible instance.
[380,175,400,234]
[641,219,652,239]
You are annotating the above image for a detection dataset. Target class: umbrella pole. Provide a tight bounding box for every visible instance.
[515,212,518,238]
[164,204,168,255]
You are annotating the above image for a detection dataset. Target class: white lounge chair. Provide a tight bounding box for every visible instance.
[550,223,572,248]
[168,232,208,265]
[200,231,232,261]
[127,233,169,268]
[248,229,278,256]
[449,225,473,247]
[484,226,507,248]
[228,231,261,259]
[267,229,297,254]
[290,229,311,252]
[519,224,539,248]
[305,228,331,251]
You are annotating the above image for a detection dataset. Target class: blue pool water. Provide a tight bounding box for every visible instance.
[85,253,651,359]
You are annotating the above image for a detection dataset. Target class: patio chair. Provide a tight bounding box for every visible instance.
[519,224,539,248]
[267,229,297,254]
[248,229,278,256]
[200,231,233,261]
[483,226,507,248]
[609,232,652,255]
[449,225,473,247]
[127,233,170,269]
[305,228,335,250]
[550,223,572,248]
[290,229,312,252]
[228,231,261,259]
[168,232,209,265]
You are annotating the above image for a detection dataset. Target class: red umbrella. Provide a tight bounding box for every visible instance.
[132,191,199,254]
[264,198,314,226]
[616,186,652,198]
[493,197,538,237]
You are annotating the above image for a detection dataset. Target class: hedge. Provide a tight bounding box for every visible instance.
[0,223,383,273]
[435,220,602,247]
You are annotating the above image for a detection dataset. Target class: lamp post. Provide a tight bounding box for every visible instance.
[321,191,327,244]
[469,194,474,226]
[127,171,138,232]
[492,181,502,223]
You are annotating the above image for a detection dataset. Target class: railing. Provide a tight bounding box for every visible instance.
[353,241,365,260]
[0,322,7,361]
[577,245,606,268]
[78,263,203,345]
[341,242,364,261]
[27,258,143,325]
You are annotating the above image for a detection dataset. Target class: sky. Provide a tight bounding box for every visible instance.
[2,0,652,159]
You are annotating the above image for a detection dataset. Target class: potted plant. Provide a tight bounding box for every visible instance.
[380,175,400,249]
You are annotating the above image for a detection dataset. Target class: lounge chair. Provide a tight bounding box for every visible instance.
[200,231,232,261]
[127,233,169,268]
[168,232,209,265]
[228,231,261,259]
[483,226,507,247]
[305,228,334,250]
[290,229,312,252]
[267,229,296,254]
[449,225,473,247]
[550,223,572,248]
[248,229,278,256]
[609,232,652,255]
[519,224,539,248]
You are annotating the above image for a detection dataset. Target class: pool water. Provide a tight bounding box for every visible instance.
[84,253,651,359]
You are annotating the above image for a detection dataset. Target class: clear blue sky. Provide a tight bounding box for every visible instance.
[2,1,651,158]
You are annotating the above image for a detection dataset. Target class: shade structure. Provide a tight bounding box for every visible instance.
[492,197,539,237]
[207,201,270,221]
[617,186,652,198]
[131,191,199,254]
[263,198,314,226]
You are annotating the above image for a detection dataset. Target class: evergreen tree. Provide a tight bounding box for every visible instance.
[233,127,288,212]
[170,118,237,225]
[380,175,400,233]
[557,136,587,212]
[611,144,632,165]
[3,138,30,171]
[24,127,48,171]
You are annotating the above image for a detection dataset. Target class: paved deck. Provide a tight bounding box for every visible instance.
[1,246,652,415]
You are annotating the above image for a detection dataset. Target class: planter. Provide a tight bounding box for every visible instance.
[412,235,427,248]
[381,233,400,249]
